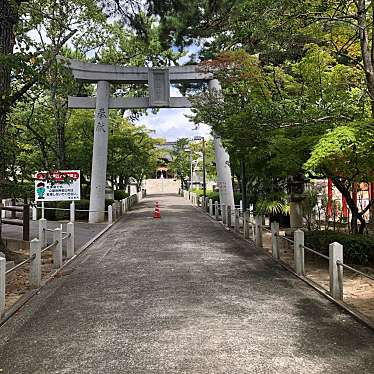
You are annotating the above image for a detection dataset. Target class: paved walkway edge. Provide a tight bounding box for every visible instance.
[0,214,125,327]
[192,204,374,332]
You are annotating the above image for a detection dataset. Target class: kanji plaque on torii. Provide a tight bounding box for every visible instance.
[64,58,235,223]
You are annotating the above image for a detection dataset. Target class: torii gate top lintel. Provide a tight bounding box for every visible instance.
[67,59,213,83]
[66,58,214,110]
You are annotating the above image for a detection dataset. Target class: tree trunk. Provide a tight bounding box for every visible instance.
[0,0,20,194]
[51,61,67,169]
[357,0,374,118]
[331,177,367,234]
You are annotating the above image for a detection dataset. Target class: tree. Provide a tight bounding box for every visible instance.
[189,47,365,209]
[168,138,191,189]
[305,121,374,233]
[0,0,107,197]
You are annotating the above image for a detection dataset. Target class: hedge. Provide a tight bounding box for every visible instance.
[191,189,242,205]
[304,231,374,265]
[114,189,129,200]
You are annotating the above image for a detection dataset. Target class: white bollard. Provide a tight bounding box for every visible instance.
[108,205,113,224]
[226,205,232,228]
[271,221,280,260]
[1,199,5,219]
[30,238,41,288]
[32,204,37,221]
[53,227,63,269]
[215,201,219,220]
[235,208,240,232]
[329,242,343,300]
[255,216,263,248]
[67,222,75,259]
[240,200,243,212]
[294,229,305,275]
[243,211,249,239]
[209,199,213,216]
[0,257,5,317]
[70,201,75,223]
[38,218,47,248]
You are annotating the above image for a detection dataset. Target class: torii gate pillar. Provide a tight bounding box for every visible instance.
[208,79,235,209]
[65,59,235,222]
[89,81,110,223]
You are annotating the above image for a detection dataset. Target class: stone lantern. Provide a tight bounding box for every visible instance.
[287,173,307,230]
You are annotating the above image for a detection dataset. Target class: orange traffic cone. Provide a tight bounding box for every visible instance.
[153,203,161,219]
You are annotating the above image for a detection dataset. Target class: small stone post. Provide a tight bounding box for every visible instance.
[255,216,263,248]
[271,221,280,260]
[53,227,63,269]
[205,197,210,212]
[0,257,5,317]
[243,212,250,239]
[235,208,240,232]
[70,201,75,223]
[1,199,5,219]
[113,203,118,221]
[30,238,41,288]
[38,218,47,248]
[209,199,213,216]
[32,204,37,221]
[215,201,219,221]
[221,204,227,225]
[294,229,305,275]
[67,222,75,259]
[329,242,343,300]
[226,205,232,228]
[222,204,227,225]
[108,205,113,224]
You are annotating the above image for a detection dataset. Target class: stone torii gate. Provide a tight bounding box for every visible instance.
[66,60,235,223]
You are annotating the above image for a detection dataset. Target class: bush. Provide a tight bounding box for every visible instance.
[114,190,129,200]
[192,189,242,205]
[304,231,374,265]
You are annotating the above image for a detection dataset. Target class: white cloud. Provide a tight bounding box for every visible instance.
[136,108,211,141]
[135,85,211,141]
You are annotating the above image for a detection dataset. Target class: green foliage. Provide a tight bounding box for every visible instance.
[114,190,129,200]
[255,198,289,216]
[304,231,374,265]
[304,121,374,181]
[47,199,114,221]
[192,188,241,205]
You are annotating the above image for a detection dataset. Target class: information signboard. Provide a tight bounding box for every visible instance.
[35,170,81,202]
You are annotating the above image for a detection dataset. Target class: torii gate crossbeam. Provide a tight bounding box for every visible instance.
[66,59,235,223]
